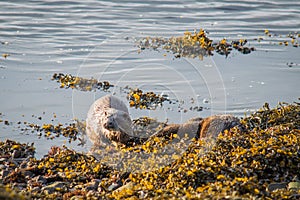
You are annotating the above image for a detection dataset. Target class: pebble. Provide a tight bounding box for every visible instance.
[83,179,100,191]
[267,182,287,192]
[288,182,300,191]
[70,195,85,200]
[42,181,67,195]
[108,183,121,191]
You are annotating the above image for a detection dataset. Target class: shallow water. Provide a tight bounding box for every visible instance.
[0,0,299,158]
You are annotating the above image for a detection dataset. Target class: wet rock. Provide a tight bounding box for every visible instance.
[288,182,300,191]
[267,182,287,192]
[0,158,8,162]
[42,181,67,195]
[86,190,97,197]
[70,195,85,200]
[12,150,22,158]
[1,169,10,178]
[23,170,34,178]
[113,181,134,194]
[83,179,100,191]
[12,182,27,190]
[108,182,121,191]
[31,186,41,193]
[33,175,47,184]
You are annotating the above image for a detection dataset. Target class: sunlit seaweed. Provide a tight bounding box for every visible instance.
[263,29,299,47]
[51,73,174,110]
[21,121,85,145]
[52,73,113,91]
[2,53,10,59]
[111,100,300,199]
[127,88,170,110]
[137,29,300,60]
[1,101,300,199]
[137,29,255,59]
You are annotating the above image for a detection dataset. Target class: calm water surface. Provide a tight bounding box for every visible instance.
[0,0,299,157]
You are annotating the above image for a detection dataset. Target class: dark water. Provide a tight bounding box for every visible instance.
[0,0,299,158]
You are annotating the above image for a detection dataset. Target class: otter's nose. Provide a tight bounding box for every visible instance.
[104,121,115,129]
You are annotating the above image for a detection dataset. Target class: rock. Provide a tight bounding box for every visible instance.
[31,186,41,193]
[86,190,97,197]
[12,183,27,190]
[22,170,34,178]
[12,150,21,158]
[33,175,47,184]
[1,169,10,178]
[113,181,134,194]
[42,181,67,195]
[108,182,121,191]
[83,179,100,191]
[267,182,287,192]
[288,182,300,191]
[70,195,85,200]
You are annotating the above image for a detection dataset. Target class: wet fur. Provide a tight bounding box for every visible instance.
[86,95,244,147]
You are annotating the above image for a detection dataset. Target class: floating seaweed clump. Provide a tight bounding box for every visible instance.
[263,29,299,47]
[23,121,85,144]
[52,73,113,91]
[1,101,300,199]
[137,29,300,60]
[50,73,196,111]
[137,29,255,59]
[127,88,170,109]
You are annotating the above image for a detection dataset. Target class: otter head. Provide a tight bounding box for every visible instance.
[100,108,133,144]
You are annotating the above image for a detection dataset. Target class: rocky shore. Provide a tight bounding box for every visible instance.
[0,101,300,199]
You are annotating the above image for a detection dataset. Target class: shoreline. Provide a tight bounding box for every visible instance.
[0,101,299,199]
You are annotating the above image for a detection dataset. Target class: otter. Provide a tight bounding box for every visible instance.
[86,95,243,148]
[149,115,243,141]
[87,95,131,147]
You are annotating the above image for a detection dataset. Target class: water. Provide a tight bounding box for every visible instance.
[0,0,299,158]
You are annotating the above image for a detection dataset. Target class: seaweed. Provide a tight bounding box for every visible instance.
[1,101,299,199]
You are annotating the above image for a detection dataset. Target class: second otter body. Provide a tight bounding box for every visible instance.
[151,115,242,141]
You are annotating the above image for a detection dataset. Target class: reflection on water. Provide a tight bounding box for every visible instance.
[0,0,299,157]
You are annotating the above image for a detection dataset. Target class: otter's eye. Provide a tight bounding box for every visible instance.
[107,121,115,128]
